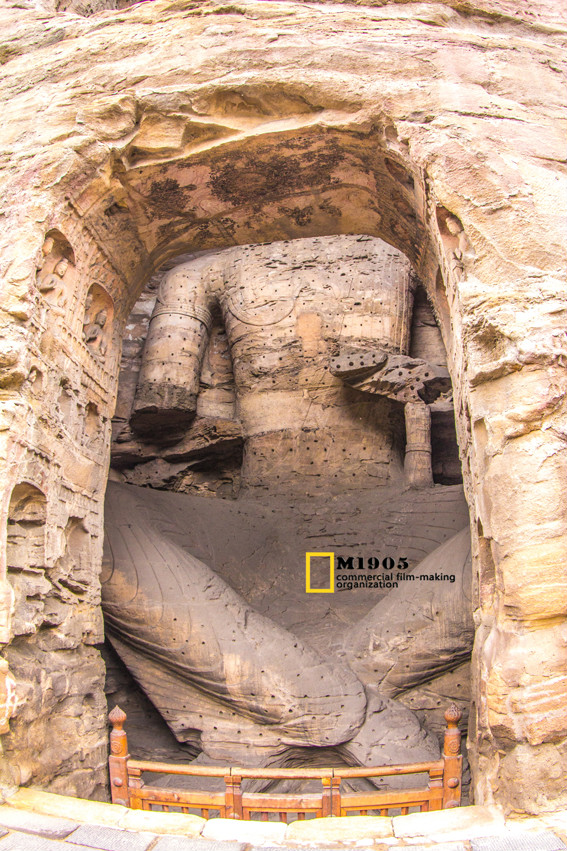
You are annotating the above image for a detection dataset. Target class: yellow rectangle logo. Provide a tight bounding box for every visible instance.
[305,552,334,593]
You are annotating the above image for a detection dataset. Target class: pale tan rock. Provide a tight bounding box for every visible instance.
[202,817,287,843]
[393,805,505,840]
[5,789,126,826]
[507,809,567,841]
[118,808,205,835]
[286,815,394,841]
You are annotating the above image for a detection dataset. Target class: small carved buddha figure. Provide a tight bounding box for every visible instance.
[38,257,69,311]
[42,257,68,289]
[443,213,475,276]
[83,308,108,356]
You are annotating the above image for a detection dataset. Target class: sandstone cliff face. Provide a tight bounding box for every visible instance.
[0,0,565,813]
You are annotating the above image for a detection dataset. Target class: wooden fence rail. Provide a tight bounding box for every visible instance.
[108,704,462,820]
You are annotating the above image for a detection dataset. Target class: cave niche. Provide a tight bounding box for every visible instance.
[104,235,471,794]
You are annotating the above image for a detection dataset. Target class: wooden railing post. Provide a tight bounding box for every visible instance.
[321,774,341,817]
[427,762,444,811]
[126,766,144,809]
[108,706,130,806]
[442,703,463,809]
[225,773,243,819]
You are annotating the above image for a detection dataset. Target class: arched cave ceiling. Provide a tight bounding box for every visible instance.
[97,127,426,274]
[0,0,565,319]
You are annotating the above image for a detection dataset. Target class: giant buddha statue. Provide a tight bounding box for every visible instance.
[104,235,472,771]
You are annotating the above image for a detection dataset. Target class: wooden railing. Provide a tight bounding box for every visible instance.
[108,704,463,820]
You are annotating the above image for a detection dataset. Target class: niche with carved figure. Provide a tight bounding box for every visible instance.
[36,230,76,314]
[83,401,103,452]
[7,483,46,571]
[27,367,43,398]
[83,284,114,359]
[58,379,77,430]
[50,516,92,600]
[105,237,472,780]
[435,206,475,278]
[6,483,50,637]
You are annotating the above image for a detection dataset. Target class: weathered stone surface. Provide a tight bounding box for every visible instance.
[102,482,367,761]
[101,478,470,766]
[340,688,440,771]
[393,806,506,841]
[102,237,469,773]
[0,807,78,838]
[401,845,467,851]
[201,818,286,844]
[512,811,567,843]
[118,810,205,836]
[2,642,107,796]
[102,641,198,764]
[285,815,394,841]
[331,349,451,405]
[121,237,415,496]
[471,833,567,851]
[4,788,204,838]
[343,527,473,697]
[398,661,472,746]
[113,417,242,470]
[5,789,126,827]
[101,478,476,766]
[65,824,157,851]
[152,840,242,851]
[0,834,94,851]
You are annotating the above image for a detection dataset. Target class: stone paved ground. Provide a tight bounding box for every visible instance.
[0,826,566,851]
[1,792,566,851]
[0,814,566,851]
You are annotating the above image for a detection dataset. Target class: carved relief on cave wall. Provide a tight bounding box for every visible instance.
[0,210,127,798]
[83,284,114,360]
[36,231,76,318]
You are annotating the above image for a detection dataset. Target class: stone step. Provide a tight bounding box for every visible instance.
[65,824,156,851]
[0,808,79,840]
